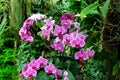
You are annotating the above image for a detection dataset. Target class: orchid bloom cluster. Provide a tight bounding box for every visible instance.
[20,56,47,78]
[19,13,95,79]
[19,13,46,42]
[20,56,63,79]
[41,14,87,52]
[50,14,85,52]
[75,48,95,61]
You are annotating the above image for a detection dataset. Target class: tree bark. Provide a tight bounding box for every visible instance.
[103,0,120,79]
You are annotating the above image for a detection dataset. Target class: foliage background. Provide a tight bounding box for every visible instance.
[0,0,120,80]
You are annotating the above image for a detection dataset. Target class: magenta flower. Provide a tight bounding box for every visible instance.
[69,29,87,40]
[61,20,71,29]
[69,29,75,34]
[22,35,33,42]
[53,25,66,37]
[51,37,64,52]
[19,13,47,42]
[19,27,27,36]
[37,56,48,67]
[63,71,69,80]
[25,18,34,25]
[86,48,95,58]
[44,18,55,30]
[44,63,56,74]
[20,62,38,78]
[60,14,75,22]
[42,29,51,41]
[63,34,71,44]
[69,31,77,39]
[22,64,29,72]
[69,32,85,48]
[64,77,69,80]
[19,18,34,42]
[20,30,33,42]
[70,37,85,48]
[64,71,68,77]
[19,23,31,37]
[54,69,62,79]
[51,41,64,52]
[41,18,55,40]
[75,49,89,61]
[23,67,37,78]
[28,59,40,70]
[79,33,87,40]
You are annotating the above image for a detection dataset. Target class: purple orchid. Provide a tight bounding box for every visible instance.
[64,77,69,80]
[70,37,85,48]
[23,67,37,78]
[22,63,29,72]
[86,48,95,58]
[42,29,51,41]
[20,63,37,78]
[63,34,71,44]
[69,32,86,48]
[63,71,68,77]
[63,71,69,80]
[51,37,64,52]
[53,25,66,37]
[19,18,34,42]
[79,33,88,40]
[61,20,71,29]
[75,49,89,61]
[28,59,40,70]
[19,13,47,42]
[37,56,48,67]
[44,63,56,74]
[60,14,75,23]
[69,29,75,34]
[44,18,55,30]
[54,69,62,79]
[41,18,55,40]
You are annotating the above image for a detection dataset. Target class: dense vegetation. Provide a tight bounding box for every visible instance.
[0,0,120,80]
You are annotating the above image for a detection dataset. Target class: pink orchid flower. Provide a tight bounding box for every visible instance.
[44,63,56,74]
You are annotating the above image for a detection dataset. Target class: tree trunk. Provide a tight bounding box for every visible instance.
[103,0,120,79]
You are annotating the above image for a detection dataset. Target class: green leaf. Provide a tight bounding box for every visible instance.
[69,61,79,75]
[67,70,75,80]
[50,51,57,57]
[76,1,99,18]
[55,58,60,65]
[0,16,7,35]
[101,0,110,18]
[0,48,14,63]
[112,61,120,76]
[35,71,49,80]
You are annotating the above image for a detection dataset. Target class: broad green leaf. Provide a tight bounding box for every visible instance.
[75,1,99,18]
[50,51,57,57]
[35,71,49,80]
[101,0,110,18]
[67,70,75,80]
[112,61,120,76]
[69,61,79,75]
